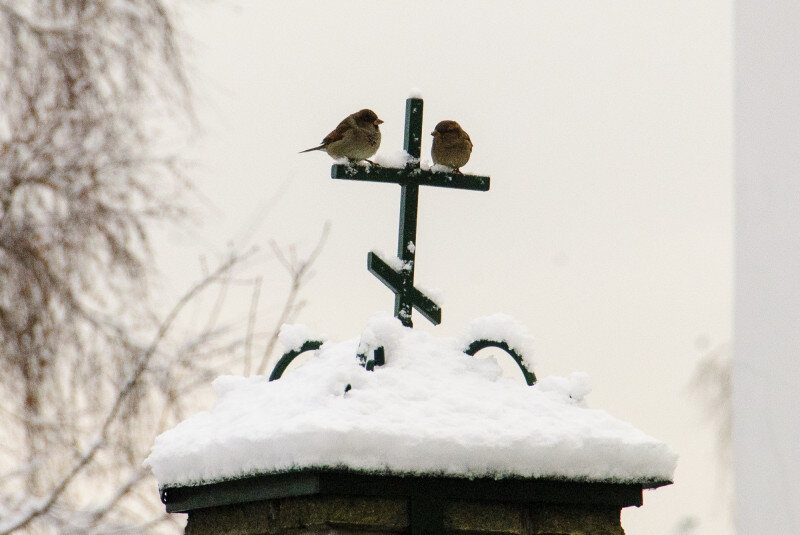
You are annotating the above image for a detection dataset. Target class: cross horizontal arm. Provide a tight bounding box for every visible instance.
[367,252,442,325]
[332,164,490,192]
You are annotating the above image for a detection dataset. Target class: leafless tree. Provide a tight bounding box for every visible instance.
[690,342,732,477]
[0,2,325,533]
[688,341,733,533]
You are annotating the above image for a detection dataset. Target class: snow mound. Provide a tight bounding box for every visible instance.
[278,323,322,351]
[146,314,676,488]
[372,150,417,169]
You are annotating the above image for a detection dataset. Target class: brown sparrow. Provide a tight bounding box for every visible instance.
[431,120,473,173]
[300,109,383,162]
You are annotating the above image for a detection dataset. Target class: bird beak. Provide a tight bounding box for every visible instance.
[430,131,438,137]
[374,119,384,125]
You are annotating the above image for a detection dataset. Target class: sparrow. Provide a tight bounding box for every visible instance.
[300,109,383,162]
[431,120,473,173]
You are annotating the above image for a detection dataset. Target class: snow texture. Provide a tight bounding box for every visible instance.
[278,323,322,351]
[408,87,423,99]
[459,313,536,370]
[430,163,455,173]
[416,284,444,306]
[146,314,676,488]
[372,150,417,169]
[372,250,409,272]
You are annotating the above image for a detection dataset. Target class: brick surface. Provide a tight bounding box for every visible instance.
[184,496,625,535]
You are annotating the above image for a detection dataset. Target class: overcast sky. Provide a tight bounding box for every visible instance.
[154,3,733,533]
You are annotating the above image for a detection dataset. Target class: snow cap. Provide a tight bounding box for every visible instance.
[146,314,676,488]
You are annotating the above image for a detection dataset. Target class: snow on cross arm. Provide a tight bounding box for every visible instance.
[371,150,417,169]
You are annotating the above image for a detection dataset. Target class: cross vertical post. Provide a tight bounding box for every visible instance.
[396,98,423,326]
[330,96,490,328]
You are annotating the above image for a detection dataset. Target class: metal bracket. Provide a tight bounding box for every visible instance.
[269,340,324,381]
[464,339,537,385]
[357,345,385,371]
[269,338,535,389]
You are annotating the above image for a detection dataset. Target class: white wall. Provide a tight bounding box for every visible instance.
[734,3,800,533]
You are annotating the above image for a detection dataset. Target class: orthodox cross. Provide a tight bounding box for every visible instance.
[332,97,490,327]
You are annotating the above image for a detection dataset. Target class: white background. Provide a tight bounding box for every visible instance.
[156,3,734,533]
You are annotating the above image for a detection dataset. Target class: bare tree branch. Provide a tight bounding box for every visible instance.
[243,276,262,376]
[0,254,249,535]
[256,222,330,376]
[0,3,329,533]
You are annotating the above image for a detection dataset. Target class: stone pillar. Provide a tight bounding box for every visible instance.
[184,495,626,535]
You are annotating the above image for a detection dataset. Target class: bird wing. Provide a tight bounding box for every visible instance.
[322,127,344,145]
[322,116,354,145]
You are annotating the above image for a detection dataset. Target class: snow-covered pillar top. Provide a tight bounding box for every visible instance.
[331,97,490,328]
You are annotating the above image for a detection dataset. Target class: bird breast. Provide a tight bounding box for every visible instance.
[432,133,472,169]
[325,124,381,160]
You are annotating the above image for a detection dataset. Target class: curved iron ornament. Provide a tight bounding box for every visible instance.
[268,339,535,387]
[463,339,536,386]
[269,340,325,381]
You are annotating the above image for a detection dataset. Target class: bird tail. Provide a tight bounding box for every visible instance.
[299,144,325,154]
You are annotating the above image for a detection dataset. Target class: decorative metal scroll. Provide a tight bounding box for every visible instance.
[353,342,535,385]
[464,339,536,386]
[268,340,324,381]
[270,339,535,387]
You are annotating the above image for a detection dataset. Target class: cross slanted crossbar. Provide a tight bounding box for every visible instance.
[332,97,490,327]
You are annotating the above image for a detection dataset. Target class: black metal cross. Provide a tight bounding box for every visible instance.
[332,97,490,327]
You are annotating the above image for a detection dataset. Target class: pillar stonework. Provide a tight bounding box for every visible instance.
[184,495,626,535]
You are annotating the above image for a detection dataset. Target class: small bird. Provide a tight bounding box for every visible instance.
[431,120,473,173]
[300,109,383,162]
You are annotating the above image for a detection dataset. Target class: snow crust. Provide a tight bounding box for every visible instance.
[278,323,322,351]
[430,163,455,173]
[408,87,423,99]
[372,250,410,272]
[459,313,535,370]
[372,150,417,169]
[416,284,444,306]
[146,314,676,488]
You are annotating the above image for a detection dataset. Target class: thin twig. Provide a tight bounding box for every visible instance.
[0,253,248,535]
[243,276,262,376]
[255,222,330,375]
